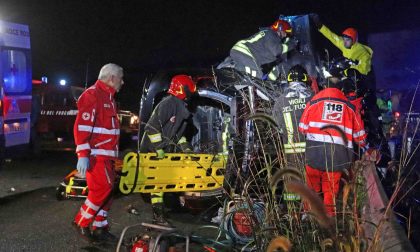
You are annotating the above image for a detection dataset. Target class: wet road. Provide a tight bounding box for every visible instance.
[0,152,216,252]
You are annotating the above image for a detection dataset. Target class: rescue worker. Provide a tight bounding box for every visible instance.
[140,74,197,226]
[273,65,314,168]
[299,80,366,216]
[229,18,299,81]
[72,63,124,243]
[310,14,372,76]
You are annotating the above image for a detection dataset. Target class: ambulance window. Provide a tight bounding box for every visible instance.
[2,50,29,94]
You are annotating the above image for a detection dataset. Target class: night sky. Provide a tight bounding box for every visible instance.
[1,0,419,110]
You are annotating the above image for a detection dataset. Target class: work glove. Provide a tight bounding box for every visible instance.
[77,157,90,177]
[309,13,322,29]
[156,149,165,159]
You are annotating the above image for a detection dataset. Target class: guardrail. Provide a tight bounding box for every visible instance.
[362,162,415,251]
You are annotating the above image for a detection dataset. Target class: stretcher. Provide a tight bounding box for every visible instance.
[118,152,227,194]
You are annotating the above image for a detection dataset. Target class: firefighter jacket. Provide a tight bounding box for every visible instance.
[140,95,191,153]
[273,82,314,155]
[299,88,366,171]
[74,80,120,158]
[231,28,292,69]
[319,25,373,75]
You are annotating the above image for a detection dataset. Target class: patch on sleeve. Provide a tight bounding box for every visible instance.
[82,112,91,121]
[322,102,344,123]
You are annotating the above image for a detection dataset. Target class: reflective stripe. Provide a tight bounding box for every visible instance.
[96,209,108,217]
[353,129,366,138]
[308,121,353,135]
[80,207,93,219]
[92,220,108,228]
[282,44,289,53]
[177,136,187,144]
[284,148,306,153]
[232,42,254,58]
[151,197,164,204]
[94,138,112,147]
[76,143,91,152]
[299,123,309,130]
[245,66,251,74]
[151,192,164,204]
[91,149,118,157]
[283,193,301,201]
[85,199,100,211]
[306,133,353,148]
[268,71,277,80]
[78,125,120,135]
[284,142,306,148]
[148,133,162,143]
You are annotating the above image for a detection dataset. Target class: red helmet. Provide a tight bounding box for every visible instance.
[271,19,292,35]
[168,74,196,100]
[342,27,358,43]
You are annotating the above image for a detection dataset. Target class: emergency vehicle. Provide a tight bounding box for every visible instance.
[34,83,139,152]
[0,20,32,156]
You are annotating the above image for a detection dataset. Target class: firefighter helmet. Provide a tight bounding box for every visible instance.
[168,74,197,100]
[342,27,358,43]
[271,19,292,36]
[287,64,309,83]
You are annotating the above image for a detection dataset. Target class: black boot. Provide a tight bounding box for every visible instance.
[72,222,94,243]
[92,227,118,243]
[152,203,172,227]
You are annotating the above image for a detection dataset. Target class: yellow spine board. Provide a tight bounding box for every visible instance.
[119,152,226,194]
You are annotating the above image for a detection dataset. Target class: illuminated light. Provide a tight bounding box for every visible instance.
[57,137,64,142]
[32,79,43,85]
[59,79,66,86]
[130,115,139,125]
[395,112,400,118]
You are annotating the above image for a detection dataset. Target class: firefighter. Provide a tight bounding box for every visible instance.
[72,63,124,243]
[299,79,366,216]
[229,18,299,81]
[140,74,197,226]
[273,65,314,168]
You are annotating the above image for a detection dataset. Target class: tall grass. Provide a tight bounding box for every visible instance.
[217,80,419,251]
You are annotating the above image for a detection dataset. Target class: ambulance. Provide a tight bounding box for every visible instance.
[0,20,32,157]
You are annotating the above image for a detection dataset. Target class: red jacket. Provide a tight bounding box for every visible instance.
[74,80,120,158]
[299,88,366,170]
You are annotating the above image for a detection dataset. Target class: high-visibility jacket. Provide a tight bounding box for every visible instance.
[74,80,120,158]
[299,88,366,171]
[319,25,373,75]
[140,95,191,153]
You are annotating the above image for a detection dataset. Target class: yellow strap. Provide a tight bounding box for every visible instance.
[66,177,74,194]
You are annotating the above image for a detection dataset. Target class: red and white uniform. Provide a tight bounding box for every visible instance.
[299,87,366,216]
[74,80,120,229]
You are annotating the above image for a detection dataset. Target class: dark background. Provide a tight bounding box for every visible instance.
[1,0,419,111]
